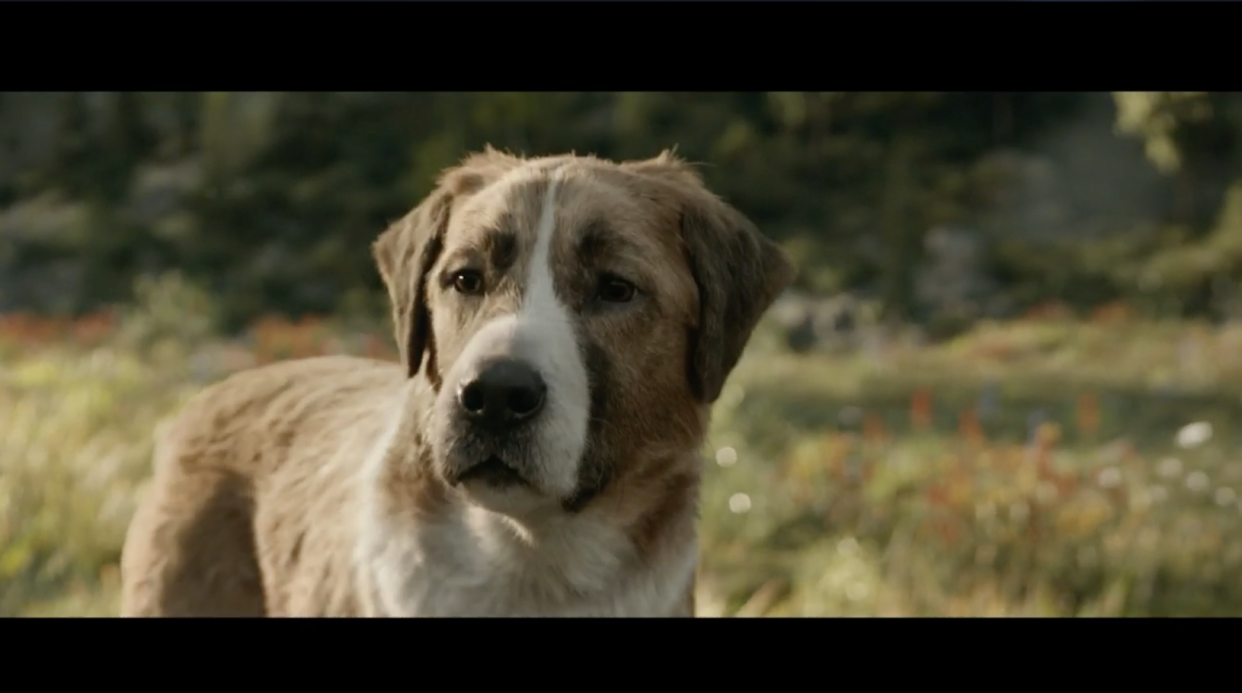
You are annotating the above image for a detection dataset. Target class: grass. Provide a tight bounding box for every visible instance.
[3,280,1242,616]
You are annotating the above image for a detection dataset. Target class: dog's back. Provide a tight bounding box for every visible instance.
[120,355,401,616]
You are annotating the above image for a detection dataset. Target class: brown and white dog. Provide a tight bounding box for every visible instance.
[119,147,795,617]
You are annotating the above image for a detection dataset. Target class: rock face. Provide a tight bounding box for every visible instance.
[913,224,1014,340]
[915,226,993,316]
[768,290,873,354]
[769,225,1012,354]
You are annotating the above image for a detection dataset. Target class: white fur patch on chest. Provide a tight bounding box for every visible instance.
[353,402,693,617]
[356,497,695,617]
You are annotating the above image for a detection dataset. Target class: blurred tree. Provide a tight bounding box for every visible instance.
[1113,92,1240,227]
[99,91,154,201]
[48,92,96,198]
[1114,92,1242,317]
[2,91,1233,326]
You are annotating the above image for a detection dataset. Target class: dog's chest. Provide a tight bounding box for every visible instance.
[356,511,693,617]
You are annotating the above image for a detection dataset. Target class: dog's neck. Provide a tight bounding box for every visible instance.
[457,452,702,566]
[356,381,702,616]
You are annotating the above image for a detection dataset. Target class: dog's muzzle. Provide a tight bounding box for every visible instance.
[442,358,547,487]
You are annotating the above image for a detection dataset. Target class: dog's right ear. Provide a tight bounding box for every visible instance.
[373,193,449,380]
[373,146,523,379]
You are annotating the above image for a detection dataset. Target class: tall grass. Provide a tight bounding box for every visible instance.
[3,276,1242,616]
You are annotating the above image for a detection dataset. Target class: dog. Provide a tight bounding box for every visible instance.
[119,147,796,617]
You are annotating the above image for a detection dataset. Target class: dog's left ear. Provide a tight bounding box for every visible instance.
[623,150,798,403]
[374,146,525,379]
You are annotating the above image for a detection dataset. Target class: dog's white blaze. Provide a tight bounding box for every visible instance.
[434,173,590,500]
[509,175,591,496]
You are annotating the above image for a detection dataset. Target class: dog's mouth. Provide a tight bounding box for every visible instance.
[454,455,527,488]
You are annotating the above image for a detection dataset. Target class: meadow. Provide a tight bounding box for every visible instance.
[4,274,1242,616]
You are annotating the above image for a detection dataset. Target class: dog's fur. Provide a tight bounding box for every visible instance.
[119,148,795,617]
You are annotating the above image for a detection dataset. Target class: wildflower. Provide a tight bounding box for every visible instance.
[1035,422,1061,448]
[863,412,886,444]
[1176,422,1213,449]
[911,389,933,430]
[1216,487,1237,507]
[1076,392,1100,437]
[959,407,985,446]
[728,493,751,514]
[1096,466,1123,489]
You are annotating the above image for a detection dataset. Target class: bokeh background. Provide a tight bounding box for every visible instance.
[2,92,1242,616]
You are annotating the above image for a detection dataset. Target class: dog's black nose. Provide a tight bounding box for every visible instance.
[457,359,547,431]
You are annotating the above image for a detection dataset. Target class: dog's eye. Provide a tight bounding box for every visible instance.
[452,270,484,295]
[596,274,636,303]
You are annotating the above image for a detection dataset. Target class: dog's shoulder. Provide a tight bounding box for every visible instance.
[172,355,400,431]
[125,355,405,617]
[156,355,405,479]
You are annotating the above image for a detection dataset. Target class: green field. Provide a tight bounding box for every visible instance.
[4,282,1242,616]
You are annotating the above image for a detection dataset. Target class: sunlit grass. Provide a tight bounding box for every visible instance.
[695,316,1242,617]
[4,280,1242,616]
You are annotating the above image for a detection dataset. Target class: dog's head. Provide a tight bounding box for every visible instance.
[373,148,795,517]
